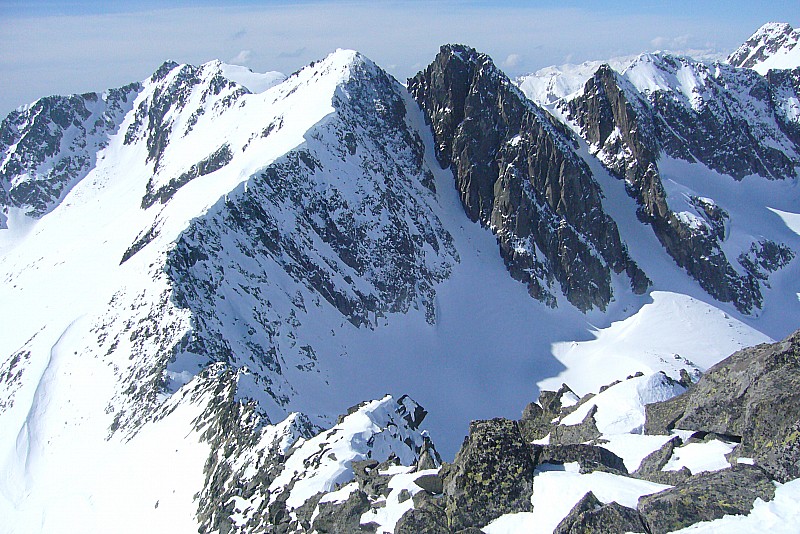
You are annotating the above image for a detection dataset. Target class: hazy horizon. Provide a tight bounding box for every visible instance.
[1,0,798,116]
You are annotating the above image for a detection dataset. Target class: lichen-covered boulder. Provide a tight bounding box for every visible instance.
[644,330,800,482]
[394,492,448,534]
[637,464,776,534]
[519,384,577,442]
[632,436,692,485]
[442,418,535,531]
[550,404,601,445]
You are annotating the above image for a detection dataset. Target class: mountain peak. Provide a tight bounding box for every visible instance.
[728,22,800,74]
[747,22,795,42]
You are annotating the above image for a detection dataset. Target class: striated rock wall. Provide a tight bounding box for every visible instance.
[409,44,648,311]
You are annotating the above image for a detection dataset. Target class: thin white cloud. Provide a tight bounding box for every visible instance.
[651,36,668,48]
[230,49,252,64]
[651,34,692,50]
[502,53,521,69]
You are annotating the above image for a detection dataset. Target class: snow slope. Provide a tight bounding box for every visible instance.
[515,55,638,106]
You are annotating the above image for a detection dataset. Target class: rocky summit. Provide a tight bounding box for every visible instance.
[1,21,800,534]
[408,44,648,311]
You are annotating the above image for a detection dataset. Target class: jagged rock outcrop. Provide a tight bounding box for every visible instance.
[141,364,319,534]
[311,490,371,534]
[561,60,795,313]
[637,464,776,534]
[441,418,535,531]
[644,330,800,482]
[409,44,648,311]
[519,383,578,442]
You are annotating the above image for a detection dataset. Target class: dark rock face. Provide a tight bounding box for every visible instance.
[644,330,800,482]
[141,143,233,208]
[409,44,648,311]
[441,418,535,531]
[0,84,140,218]
[561,61,792,314]
[555,492,645,534]
[637,465,776,534]
[767,67,800,147]
[738,239,795,283]
[532,444,628,475]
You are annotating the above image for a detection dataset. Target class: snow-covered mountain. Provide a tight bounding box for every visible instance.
[728,22,800,74]
[1,22,800,533]
[516,31,800,317]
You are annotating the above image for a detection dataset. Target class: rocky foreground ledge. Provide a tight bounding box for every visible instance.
[283,330,796,533]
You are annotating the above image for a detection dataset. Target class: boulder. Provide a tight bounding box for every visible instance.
[644,330,800,482]
[311,489,371,534]
[395,493,448,534]
[532,444,628,475]
[632,436,692,485]
[550,404,601,445]
[553,491,602,533]
[637,464,776,534]
[414,474,443,495]
[555,491,645,534]
[442,418,535,531]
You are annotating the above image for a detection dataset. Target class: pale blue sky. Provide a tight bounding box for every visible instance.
[1,1,798,116]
